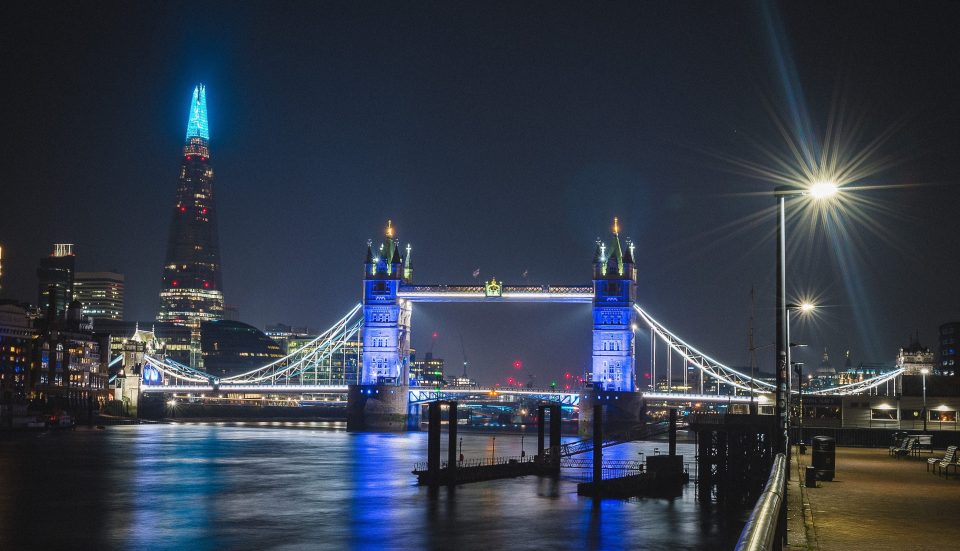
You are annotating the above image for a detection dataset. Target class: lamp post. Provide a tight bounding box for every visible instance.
[793,362,805,453]
[775,184,835,450]
[921,367,929,432]
[774,183,835,546]
[774,187,790,458]
[787,301,815,448]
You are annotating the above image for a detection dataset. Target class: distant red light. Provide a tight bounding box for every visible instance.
[564,372,571,379]
[513,360,522,369]
[432,331,438,339]
[201,208,208,215]
[203,281,210,289]
[564,384,571,390]
[179,206,186,213]
[643,372,650,379]
[171,280,178,287]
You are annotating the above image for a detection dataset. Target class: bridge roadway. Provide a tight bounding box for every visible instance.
[140,384,760,406]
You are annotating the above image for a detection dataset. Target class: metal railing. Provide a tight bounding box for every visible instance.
[413,455,533,472]
[558,421,672,457]
[734,453,786,551]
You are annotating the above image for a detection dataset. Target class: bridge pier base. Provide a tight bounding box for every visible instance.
[347,384,410,432]
[536,404,561,467]
[578,390,644,436]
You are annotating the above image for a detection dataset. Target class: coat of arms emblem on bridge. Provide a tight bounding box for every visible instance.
[484,277,502,297]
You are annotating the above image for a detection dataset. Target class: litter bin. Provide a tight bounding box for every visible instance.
[805,465,818,487]
[811,436,836,481]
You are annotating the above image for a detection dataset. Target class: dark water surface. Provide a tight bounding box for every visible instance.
[0,423,740,550]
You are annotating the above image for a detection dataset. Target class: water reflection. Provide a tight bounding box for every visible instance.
[0,425,738,549]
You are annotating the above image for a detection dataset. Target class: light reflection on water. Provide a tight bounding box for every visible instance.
[0,424,741,550]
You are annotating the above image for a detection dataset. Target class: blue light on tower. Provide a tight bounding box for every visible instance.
[143,365,162,385]
[361,221,412,385]
[185,84,209,141]
[590,218,638,392]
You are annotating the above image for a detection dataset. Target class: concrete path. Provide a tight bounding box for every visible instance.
[788,446,960,550]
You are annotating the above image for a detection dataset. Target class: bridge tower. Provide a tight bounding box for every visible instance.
[580,218,644,434]
[347,221,413,430]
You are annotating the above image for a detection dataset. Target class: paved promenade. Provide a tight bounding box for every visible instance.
[787,446,960,550]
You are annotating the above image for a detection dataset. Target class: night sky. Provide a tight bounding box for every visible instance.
[2,2,958,386]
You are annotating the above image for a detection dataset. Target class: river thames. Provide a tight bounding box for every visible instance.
[0,423,742,550]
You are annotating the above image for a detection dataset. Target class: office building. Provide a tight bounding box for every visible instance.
[74,271,124,320]
[37,243,75,320]
[158,84,225,325]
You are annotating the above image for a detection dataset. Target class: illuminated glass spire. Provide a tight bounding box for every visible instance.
[161,85,223,331]
[185,84,210,141]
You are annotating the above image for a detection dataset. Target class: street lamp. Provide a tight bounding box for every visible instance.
[775,185,835,455]
[921,367,930,432]
[775,184,836,546]
[793,361,805,453]
[809,181,839,199]
[786,301,815,395]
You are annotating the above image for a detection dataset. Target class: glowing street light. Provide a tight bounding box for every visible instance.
[921,367,930,432]
[775,184,840,458]
[809,180,839,199]
[773,183,839,544]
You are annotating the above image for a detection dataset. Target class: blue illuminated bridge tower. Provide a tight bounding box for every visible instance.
[347,220,644,432]
[360,220,412,386]
[579,218,644,432]
[347,221,414,430]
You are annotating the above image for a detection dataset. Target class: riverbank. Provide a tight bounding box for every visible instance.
[788,446,960,550]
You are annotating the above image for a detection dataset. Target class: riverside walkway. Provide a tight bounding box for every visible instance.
[787,446,960,550]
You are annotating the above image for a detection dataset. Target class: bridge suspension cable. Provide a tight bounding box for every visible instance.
[633,303,773,393]
[142,303,364,387]
[634,303,904,398]
[805,367,904,396]
[222,318,362,384]
[220,303,362,382]
[143,355,216,383]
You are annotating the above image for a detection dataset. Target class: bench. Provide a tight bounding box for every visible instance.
[911,435,934,457]
[893,437,918,459]
[928,446,956,472]
[944,460,960,479]
[889,436,910,456]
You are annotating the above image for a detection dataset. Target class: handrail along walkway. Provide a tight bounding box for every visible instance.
[734,453,786,551]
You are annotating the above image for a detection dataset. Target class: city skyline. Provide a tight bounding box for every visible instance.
[3,2,959,386]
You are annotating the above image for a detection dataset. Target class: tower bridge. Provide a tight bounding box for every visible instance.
[135,219,902,430]
[348,218,641,431]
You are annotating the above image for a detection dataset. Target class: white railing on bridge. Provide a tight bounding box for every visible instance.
[408,387,580,405]
[397,284,593,303]
[143,384,350,394]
